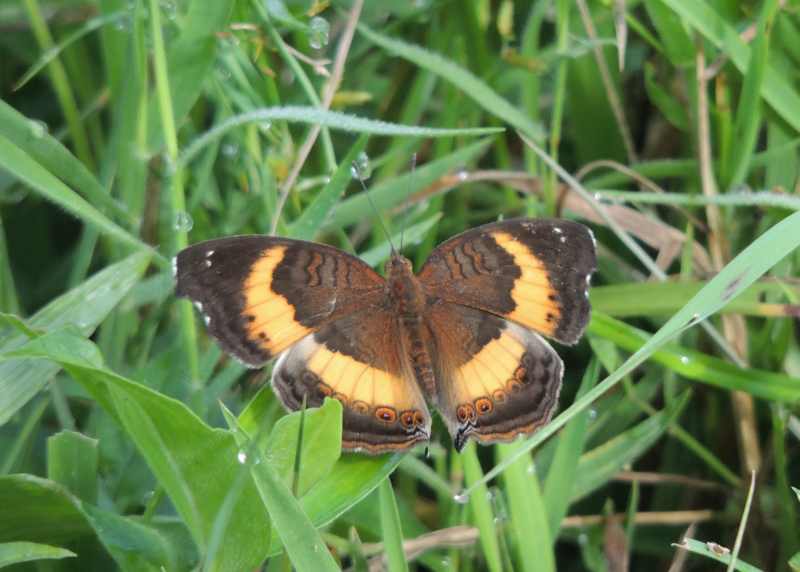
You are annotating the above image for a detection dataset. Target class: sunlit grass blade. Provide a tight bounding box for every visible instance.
[673,538,762,572]
[461,443,502,572]
[379,479,409,572]
[358,24,543,140]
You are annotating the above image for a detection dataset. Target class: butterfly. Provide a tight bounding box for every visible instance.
[174,218,596,454]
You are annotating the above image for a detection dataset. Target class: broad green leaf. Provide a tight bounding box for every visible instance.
[226,414,340,571]
[47,431,98,504]
[0,541,75,567]
[0,251,150,425]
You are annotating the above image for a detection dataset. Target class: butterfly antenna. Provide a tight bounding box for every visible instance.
[353,163,396,254]
[400,152,416,254]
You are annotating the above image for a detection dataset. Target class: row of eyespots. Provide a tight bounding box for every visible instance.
[314,380,424,429]
[456,397,496,424]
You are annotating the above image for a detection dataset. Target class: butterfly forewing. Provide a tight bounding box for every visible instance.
[175,236,385,366]
[418,219,596,345]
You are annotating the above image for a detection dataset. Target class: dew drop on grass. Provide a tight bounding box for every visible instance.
[680,355,690,365]
[160,0,176,21]
[309,16,330,50]
[174,211,193,232]
[350,151,372,180]
[237,450,247,464]
[526,463,537,475]
[453,491,470,504]
[221,142,239,158]
[588,408,598,421]
[28,120,47,138]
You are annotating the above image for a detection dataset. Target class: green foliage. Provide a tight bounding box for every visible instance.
[2,1,800,570]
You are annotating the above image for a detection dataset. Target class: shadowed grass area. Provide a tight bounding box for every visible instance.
[1,1,800,570]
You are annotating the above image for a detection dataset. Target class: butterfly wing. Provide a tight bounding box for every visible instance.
[273,307,431,454]
[426,302,563,451]
[418,218,596,344]
[175,236,385,366]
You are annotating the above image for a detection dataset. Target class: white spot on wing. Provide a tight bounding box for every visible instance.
[204,314,211,326]
[559,236,566,243]
[553,226,563,234]
[205,249,214,258]
[204,259,212,268]
[194,301,204,312]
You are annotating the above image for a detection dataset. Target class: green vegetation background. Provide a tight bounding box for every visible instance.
[1,0,800,570]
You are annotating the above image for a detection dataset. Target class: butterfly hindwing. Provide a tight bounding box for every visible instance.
[418,218,596,344]
[175,236,385,366]
[427,302,563,451]
[272,308,431,454]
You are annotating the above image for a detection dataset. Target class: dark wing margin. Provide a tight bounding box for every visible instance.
[418,218,597,345]
[174,235,386,366]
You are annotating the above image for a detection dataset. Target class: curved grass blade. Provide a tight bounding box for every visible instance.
[0,542,75,567]
[178,107,502,167]
[358,24,543,140]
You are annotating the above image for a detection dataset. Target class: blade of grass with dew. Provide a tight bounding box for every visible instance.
[379,478,409,572]
[0,542,76,567]
[0,251,150,425]
[570,392,689,501]
[178,107,501,167]
[328,137,492,229]
[358,24,542,140]
[225,413,339,572]
[590,189,800,210]
[589,313,800,402]
[145,0,235,152]
[461,442,502,572]
[461,209,800,495]
[496,441,554,572]
[661,0,800,134]
[0,135,159,263]
[543,358,601,535]
[287,134,369,240]
[0,100,132,227]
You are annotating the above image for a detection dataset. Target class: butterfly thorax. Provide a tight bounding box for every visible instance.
[385,253,437,394]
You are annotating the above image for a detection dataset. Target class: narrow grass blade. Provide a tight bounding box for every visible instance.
[178,107,501,167]
[379,478,409,572]
[358,24,543,140]
[288,135,369,240]
[497,442,555,572]
[0,134,157,261]
[47,431,98,504]
[674,538,762,572]
[461,443,502,572]
[462,209,800,495]
[0,542,75,567]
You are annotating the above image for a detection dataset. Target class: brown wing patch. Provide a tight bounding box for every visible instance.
[175,235,385,367]
[427,302,563,451]
[418,218,596,345]
[272,310,431,454]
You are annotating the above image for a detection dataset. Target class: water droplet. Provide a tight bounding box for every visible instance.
[221,142,239,158]
[258,121,272,134]
[174,211,193,232]
[588,408,598,421]
[456,169,469,182]
[578,532,588,545]
[114,16,130,32]
[453,491,470,504]
[160,0,176,20]
[308,16,330,50]
[142,490,154,504]
[350,151,371,180]
[680,355,690,365]
[527,463,537,475]
[237,450,247,464]
[28,120,47,138]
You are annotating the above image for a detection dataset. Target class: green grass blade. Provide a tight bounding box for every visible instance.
[675,538,762,572]
[0,251,150,425]
[461,443,502,572]
[379,478,409,572]
[0,134,158,263]
[0,542,75,567]
[358,24,543,140]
